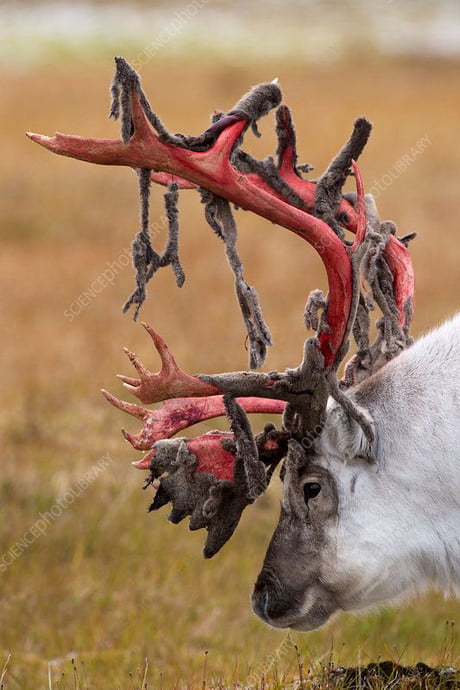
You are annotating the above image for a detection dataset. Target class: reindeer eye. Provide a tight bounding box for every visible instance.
[304,482,321,501]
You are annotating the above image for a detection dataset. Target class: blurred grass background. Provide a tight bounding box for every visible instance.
[1,0,460,687]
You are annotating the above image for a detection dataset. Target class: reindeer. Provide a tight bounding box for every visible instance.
[28,58,460,630]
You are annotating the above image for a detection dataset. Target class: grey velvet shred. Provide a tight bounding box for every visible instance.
[275,105,314,180]
[161,184,185,287]
[110,56,183,146]
[223,394,266,501]
[122,168,161,319]
[123,180,184,319]
[314,117,372,238]
[110,57,284,328]
[199,188,272,369]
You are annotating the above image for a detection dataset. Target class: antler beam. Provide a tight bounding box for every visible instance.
[28,60,366,369]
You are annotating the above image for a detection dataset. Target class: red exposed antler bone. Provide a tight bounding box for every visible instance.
[132,432,236,476]
[102,389,284,451]
[28,82,357,369]
[115,322,284,407]
[103,324,285,485]
[116,323,220,403]
[134,428,284,476]
[28,84,413,363]
[274,105,414,327]
[149,113,414,332]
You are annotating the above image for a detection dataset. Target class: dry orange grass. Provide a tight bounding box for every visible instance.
[0,54,459,687]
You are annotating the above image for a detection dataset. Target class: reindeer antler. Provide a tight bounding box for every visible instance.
[28,58,415,556]
[28,57,367,369]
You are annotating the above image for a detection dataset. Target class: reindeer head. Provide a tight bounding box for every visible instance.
[28,58,415,627]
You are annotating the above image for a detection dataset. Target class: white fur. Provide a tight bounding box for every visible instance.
[317,313,460,610]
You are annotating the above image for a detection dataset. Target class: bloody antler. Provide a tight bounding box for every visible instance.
[101,322,288,555]
[102,324,285,450]
[28,57,415,556]
[116,323,220,403]
[28,58,367,370]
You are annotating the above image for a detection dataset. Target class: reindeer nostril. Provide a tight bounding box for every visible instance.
[262,590,269,619]
[252,584,271,621]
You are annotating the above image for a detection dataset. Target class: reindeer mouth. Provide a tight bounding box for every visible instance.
[252,575,337,631]
[251,585,336,631]
[288,602,336,631]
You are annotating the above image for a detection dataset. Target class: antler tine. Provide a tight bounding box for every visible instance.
[276,105,313,193]
[274,106,414,334]
[115,393,286,451]
[101,388,149,420]
[274,105,370,228]
[122,346,149,378]
[140,322,179,375]
[132,447,156,470]
[116,323,220,403]
[350,160,367,250]
[26,65,262,188]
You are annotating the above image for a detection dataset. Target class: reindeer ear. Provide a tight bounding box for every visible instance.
[321,401,376,463]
